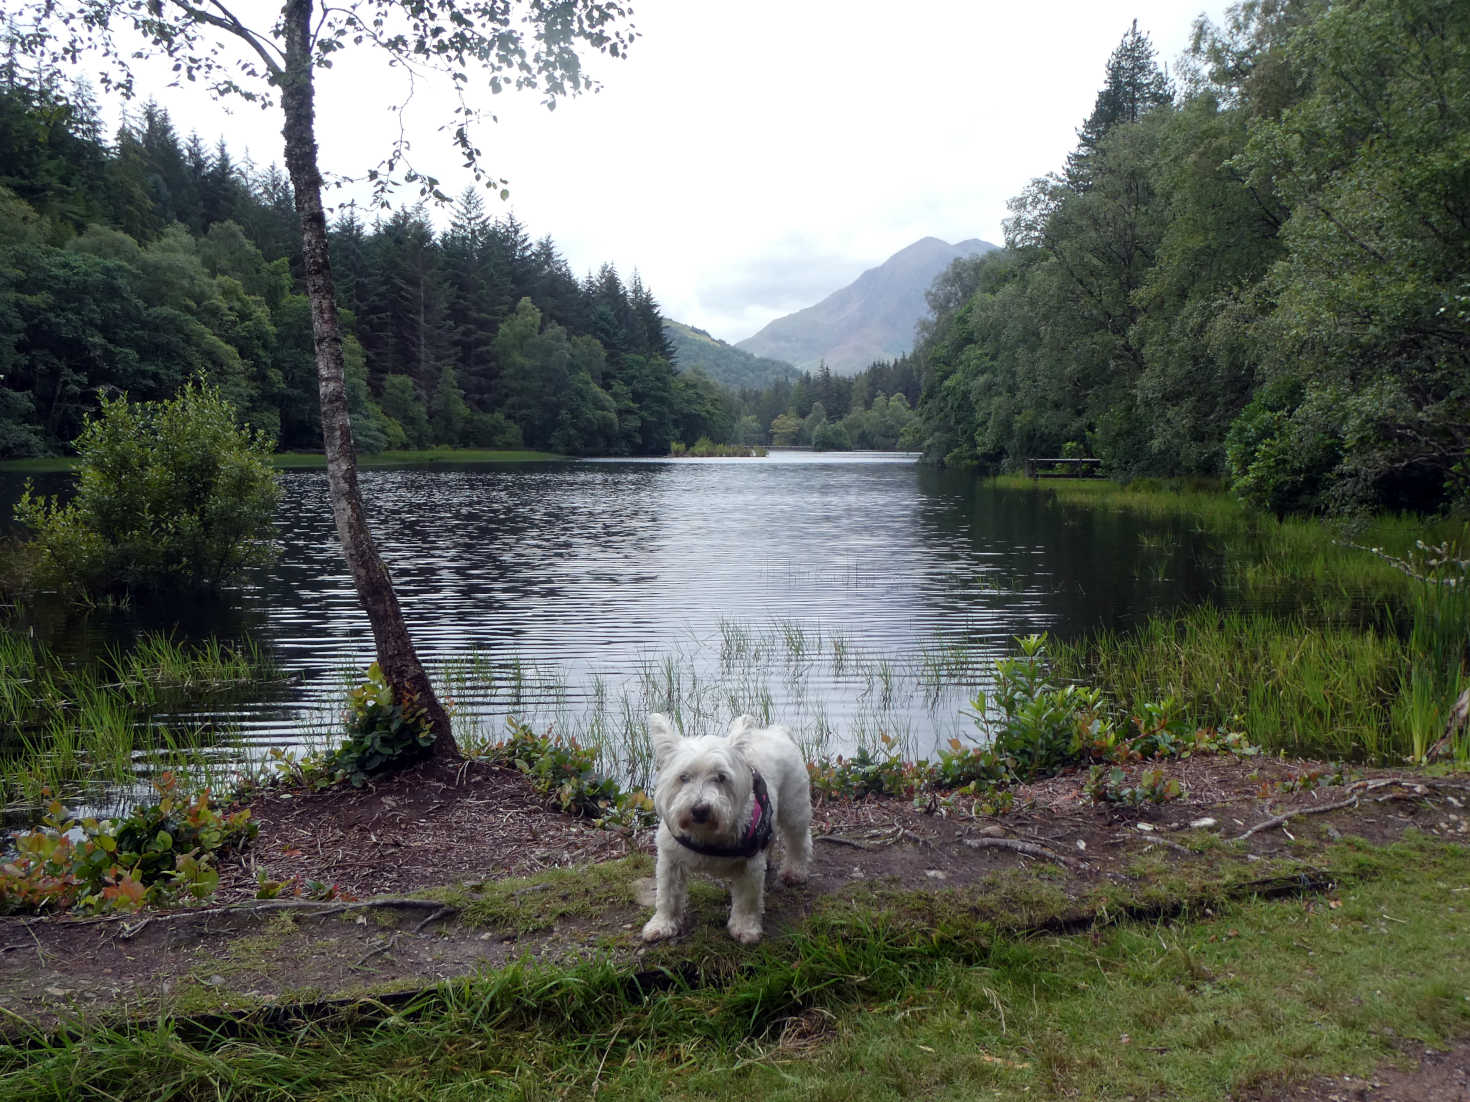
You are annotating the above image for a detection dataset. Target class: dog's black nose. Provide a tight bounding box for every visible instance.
[691,803,711,824]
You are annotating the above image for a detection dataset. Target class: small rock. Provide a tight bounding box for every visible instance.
[1189,817,1217,829]
[44,987,70,998]
[1136,822,1155,832]
[1076,839,1087,851]
[925,869,947,880]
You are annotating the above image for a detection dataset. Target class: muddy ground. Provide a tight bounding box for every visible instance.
[2,754,1468,1099]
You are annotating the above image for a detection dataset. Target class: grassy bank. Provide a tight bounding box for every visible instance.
[2,833,1464,1100]
[1006,477,1470,765]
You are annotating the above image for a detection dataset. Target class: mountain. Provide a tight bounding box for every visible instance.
[664,320,802,390]
[735,236,999,375]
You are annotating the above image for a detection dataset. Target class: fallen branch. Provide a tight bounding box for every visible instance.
[102,898,460,939]
[1425,688,1469,762]
[962,836,1071,864]
[815,834,880,850]
[352,934,398,969]
[1230,794,1363,842]
[411,905,456,933]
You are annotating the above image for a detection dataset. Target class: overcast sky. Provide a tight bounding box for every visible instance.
[123,0,1229,345]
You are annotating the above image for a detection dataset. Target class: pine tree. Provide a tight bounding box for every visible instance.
[1066,20,1174,190]
[442,189,510,410]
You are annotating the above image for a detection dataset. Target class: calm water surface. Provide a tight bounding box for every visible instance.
[4,452,1225,779]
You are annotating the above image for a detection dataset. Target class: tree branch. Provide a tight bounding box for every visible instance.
[167,0,284,79]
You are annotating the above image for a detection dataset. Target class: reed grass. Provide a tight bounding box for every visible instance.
[1024,478,1470,763]
[430,621,997,791]
[0,627,283,811]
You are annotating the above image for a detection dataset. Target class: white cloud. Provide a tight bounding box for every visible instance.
[116,0,1228,344]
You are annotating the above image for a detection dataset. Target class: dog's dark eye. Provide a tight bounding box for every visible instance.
[713,771,727,784]
[678,773,690,784]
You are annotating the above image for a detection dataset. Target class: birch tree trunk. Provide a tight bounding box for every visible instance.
[278,0,457,759]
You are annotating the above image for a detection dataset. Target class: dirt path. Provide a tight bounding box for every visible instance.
[3,755,1468,1097]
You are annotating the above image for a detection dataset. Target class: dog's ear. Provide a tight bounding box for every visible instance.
[727,714,758,755]
[647,713,681,769]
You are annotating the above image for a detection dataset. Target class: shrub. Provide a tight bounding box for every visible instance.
[0,773,256,914]
[1083,765,1185,806]
[13,380,278,597]
[971,635,1117,781]
[326,663,436,786]
[485,719,654,825]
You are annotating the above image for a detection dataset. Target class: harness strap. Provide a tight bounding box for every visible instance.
[672,769,773,859]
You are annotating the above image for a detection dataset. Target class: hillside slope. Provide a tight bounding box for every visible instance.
[664,320,801,389]
[735,236,998,375]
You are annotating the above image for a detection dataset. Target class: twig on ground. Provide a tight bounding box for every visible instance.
[1230,795,1363,842]
[815,833,880,850]
[1227,777,1439,843]
[352,934,398,969]
[962,836,1072,865]
[411,905,455,933]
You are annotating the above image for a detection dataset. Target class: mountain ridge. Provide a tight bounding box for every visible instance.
[663,319,801,390]
[735,236,999,375]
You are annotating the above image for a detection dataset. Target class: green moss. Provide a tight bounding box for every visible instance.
[456,855,652,933]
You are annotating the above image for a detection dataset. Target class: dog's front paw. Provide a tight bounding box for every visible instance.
[641,915,680,943]
[778,864,808,886]
[727,916,763,944]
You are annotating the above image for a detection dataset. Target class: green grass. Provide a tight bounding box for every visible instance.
[0,627,283,809]
[1006,478,1470,764]
[1,835,1463,1100]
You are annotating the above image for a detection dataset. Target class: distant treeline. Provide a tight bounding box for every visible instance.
[0,80,735,458]
[907,0,1469,515]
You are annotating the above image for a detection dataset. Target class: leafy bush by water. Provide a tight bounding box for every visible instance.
[11,380,279,598]
[0,773,256,915]
[326,663,436,786]
[484,719,655,825]
[809,635,1257,807]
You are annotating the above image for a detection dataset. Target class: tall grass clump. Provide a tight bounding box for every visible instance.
[0,626,280,810]
[1027,475,1469,763]
[1051,608,1404,762]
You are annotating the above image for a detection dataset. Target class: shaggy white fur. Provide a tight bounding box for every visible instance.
[641,713,813,944]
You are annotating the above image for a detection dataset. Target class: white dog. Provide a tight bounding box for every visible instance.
[641,713,813,944]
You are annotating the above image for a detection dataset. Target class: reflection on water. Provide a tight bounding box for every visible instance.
[2,452,1224,775]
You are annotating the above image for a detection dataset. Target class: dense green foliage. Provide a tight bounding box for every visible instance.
[0,773,255,914]
[0,80,700,459]
[734,359,925,450]
[326,663,436,786]
[910,0,1470,515]
[12,381,278,596]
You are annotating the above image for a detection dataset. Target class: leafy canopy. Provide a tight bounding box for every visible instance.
[14,0,635,204]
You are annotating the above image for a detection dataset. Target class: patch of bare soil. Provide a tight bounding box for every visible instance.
[2,755,1468,1097]
[1237,1039,1470,1101]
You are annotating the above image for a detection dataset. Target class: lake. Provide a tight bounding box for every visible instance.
[2,452,1224,785]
